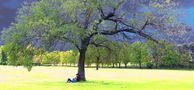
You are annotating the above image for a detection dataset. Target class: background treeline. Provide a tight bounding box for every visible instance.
[0,41,193,69]
[85,41,193,69]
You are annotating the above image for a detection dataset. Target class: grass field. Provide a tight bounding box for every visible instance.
[0,66,194,90]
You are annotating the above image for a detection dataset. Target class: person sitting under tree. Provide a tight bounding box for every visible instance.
[67,73,80,83]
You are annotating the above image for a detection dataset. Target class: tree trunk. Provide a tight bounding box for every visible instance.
[119,62,121,68]
[155,61,158,68]
[125,63,127,68]
[155,57,159,68]
[78,48,87,81]
[139,61,142,69]
[77,38,90,81]
[96,57,99,70]
[101,63,104,68]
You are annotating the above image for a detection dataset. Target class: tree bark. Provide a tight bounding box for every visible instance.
[156,57,159,68]
[155,60,158,69]
[125,63,127,68]
[119,62,121,68]
[78,48,87,81]
[101,63,104,68]
[77,38,90,81]
[96,57,99,70]
[112,63,115,68]
[139,61,142,69]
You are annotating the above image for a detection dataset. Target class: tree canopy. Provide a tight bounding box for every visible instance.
[3,0,188,81]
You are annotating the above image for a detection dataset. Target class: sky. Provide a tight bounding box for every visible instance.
[0,0,23,30]
[0,0,194,31]
[183,7,194,29]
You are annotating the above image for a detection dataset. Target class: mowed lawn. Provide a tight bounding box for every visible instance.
[0,66,194,90]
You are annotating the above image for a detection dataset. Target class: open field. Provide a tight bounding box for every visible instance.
[0,66,194,90]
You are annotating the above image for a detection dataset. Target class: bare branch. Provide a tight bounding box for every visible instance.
[90,28,158,43]
[141,19,149,31]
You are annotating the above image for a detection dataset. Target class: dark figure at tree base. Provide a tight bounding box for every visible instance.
[67,74,80,83]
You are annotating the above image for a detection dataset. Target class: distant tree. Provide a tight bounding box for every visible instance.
[176,44,192,67]
[147,40,162,68]
[0,46,7,65]
[85,46,94,67]
[121,43,133,68]
[86,39,111,70]
[112,42,132,68]
[70,50,79,67]
[131,42,149,68]
[42,51,60,65]
[113,43,123,68]
[160,43,181,68]
[180,51,192,67]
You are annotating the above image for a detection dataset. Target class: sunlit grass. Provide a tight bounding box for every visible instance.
[0,66,194,90]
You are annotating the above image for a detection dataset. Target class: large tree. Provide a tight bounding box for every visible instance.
[3,0,180,81]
